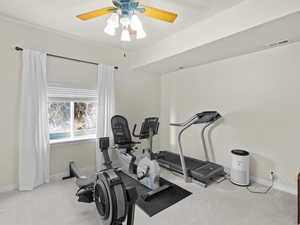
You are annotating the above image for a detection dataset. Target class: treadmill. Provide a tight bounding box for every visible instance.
[157,111,225,187]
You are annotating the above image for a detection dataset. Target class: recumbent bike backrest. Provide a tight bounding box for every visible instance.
[111,115,133,147]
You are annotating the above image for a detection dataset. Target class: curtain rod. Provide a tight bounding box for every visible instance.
[15,47,118,70]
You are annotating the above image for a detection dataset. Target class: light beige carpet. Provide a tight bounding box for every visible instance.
[0,171,297,225]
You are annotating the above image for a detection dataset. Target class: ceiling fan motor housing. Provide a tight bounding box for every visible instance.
[113,0,145,18]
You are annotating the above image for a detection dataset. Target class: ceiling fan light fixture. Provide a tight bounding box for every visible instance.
[110,13,119,28]
[121,29,131,42]
[120,17,130,28]
[130,14,142,31]
[104,22,116,36]
[136,27,146,39]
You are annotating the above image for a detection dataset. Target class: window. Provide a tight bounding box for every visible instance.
[48,102,71,140]
[74,102,97,136]
[48,84,97,143]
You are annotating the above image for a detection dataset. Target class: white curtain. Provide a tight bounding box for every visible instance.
[96,64,116,171]
[19,49,49,191]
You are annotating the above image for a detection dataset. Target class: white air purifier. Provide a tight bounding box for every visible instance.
[230,150,250,186]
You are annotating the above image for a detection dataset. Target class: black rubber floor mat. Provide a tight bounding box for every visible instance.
[117,171,192,217]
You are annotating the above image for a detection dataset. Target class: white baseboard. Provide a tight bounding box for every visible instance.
[0,166,95,193]
[251,176,297,195]
[0,184,18,193]
[225,167,297,195]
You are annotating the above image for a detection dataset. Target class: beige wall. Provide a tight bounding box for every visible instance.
[0,17,160,188]
[160,41,300,193]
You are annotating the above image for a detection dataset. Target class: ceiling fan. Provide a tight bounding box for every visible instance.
[76,0,178,42]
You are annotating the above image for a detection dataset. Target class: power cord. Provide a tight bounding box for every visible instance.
[169,169,274,194]
[246,171,275,194]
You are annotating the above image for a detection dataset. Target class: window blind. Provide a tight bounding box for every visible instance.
[48,83,97,100]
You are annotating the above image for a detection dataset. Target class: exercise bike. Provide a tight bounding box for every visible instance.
[111,115,171,201]
[63,137,138,225]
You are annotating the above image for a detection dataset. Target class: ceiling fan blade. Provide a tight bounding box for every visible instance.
[77,7,116,21]
[138,5,177,23]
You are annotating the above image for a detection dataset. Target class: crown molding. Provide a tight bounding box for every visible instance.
[0,12,125,52]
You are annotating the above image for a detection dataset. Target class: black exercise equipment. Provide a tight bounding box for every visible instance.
[132,117,159,161]
[111,115,139,174]
[132,117,159,139]
[111,115,141,152]
[111,115,171,201]
[157,111,226,187]
[64,137,138,225]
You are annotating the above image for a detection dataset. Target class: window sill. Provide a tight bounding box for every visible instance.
[49,136,96,145]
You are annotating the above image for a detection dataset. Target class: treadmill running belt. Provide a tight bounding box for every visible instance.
[117,171,192,217]
[157,151,206,171]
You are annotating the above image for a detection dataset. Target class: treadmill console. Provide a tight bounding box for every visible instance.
[196,111,221,124]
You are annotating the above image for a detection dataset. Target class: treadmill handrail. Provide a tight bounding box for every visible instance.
[169,111,221,127]
[170,114,199,127]
[176,117,199,183]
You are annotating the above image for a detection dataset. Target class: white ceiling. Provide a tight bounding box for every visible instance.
[0,0,244,50]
